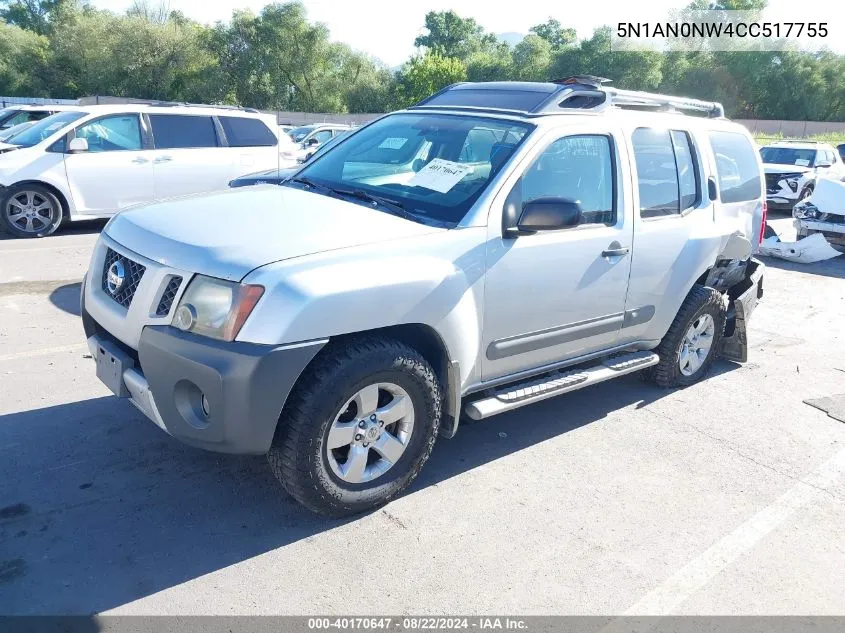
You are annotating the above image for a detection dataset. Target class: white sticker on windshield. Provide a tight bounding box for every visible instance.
[795,159,810,166]
[379,137,408,150]
[408,159,473,193]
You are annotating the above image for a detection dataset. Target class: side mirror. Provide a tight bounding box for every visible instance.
[306,138,320,147]
[516,198,582,233]
[816,161,832,168]
[68,137,88,153]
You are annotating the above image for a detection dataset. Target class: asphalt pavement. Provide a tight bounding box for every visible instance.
[1,215,844,615]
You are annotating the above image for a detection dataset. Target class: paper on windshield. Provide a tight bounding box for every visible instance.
[379,137,408,150]
[795,159,810,166]
[408,159,472,193]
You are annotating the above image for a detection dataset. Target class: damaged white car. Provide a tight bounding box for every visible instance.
[760,141,845,212]
[793,177,845,252]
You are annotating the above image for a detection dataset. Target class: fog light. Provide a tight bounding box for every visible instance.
[173,304,197,331]
[201,394,210,418]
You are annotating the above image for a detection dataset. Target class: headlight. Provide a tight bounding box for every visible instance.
[172,275,264,341]
[786,177,799,192]
[793,201,819,220]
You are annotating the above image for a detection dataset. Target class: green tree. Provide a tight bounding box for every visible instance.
[396,52,467,107]
[414,10,498,61]
[0,0,72,35]
[512,34,552,81]
[529,18,576,50]
[0,20,50,95]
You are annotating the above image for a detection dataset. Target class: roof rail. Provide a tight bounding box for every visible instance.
[771,139,822,144]
[410,77,725,119]
[553,76,724,118]
[104,99,260,113]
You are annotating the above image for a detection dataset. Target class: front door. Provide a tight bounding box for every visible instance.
[481,126,634,381]
[63,113,155,215]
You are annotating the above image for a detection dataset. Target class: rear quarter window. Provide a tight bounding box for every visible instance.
[219,116,277,147]
[708,131,762,203]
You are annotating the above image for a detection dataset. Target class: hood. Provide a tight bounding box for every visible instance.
[764,163,812,174]
[105,185,443,281]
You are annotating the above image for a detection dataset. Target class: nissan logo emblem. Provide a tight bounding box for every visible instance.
[107,260,125,295]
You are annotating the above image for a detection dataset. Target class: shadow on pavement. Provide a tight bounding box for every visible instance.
[49,282,82,316]
[0,362,737,615]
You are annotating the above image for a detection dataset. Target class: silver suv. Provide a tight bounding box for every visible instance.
[82,77,766,516]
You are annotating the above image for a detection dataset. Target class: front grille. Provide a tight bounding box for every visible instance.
[101,247,146,308]
[155,275,182,316]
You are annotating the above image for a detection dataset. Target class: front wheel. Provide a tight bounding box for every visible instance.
[268,338,442,516]
[645,286,727,388]
[1,184,64,238]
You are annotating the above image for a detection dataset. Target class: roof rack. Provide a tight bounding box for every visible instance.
[88,98,260,113]
[411,77,725,119]
[771,139,822,144]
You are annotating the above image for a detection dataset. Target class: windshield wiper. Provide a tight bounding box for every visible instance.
[330,187,419,220]
[288,176,332,194]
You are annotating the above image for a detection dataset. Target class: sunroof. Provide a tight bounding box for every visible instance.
[418,87,554,113]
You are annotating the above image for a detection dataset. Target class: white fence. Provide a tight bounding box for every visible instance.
[1,96,78,108]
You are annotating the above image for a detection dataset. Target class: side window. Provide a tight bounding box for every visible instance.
[632,128,680,218]
[521,134,615,226]
[671,131,700,210]
[219,116,277,147]
[74,114,142,153]
[707,131,762,204]
[312,130,333,144]
[149,115,218,149]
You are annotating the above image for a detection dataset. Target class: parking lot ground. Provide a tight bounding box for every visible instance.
[1,221,844,616]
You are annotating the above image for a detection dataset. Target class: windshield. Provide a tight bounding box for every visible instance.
[0,121,35,142]
[8,111,86,148]
[289,125,317,143]
[290,113,533,226]
[760,147,817,167]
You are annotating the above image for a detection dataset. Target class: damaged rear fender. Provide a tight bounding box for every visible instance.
[719,258,765,363]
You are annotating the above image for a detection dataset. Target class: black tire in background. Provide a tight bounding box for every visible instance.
[1,184,64,238]
[644,286,727,388]
[268,337,443,517]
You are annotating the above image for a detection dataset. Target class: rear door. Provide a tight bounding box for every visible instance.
[147,114,232,198]
[63,113,155,214]
[218,115,279,175]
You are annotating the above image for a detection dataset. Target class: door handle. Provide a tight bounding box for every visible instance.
[602,242,630,258]
[131,157,149,164]
[153,156,172,164]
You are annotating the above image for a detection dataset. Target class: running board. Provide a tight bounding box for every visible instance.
[464,351,660,420]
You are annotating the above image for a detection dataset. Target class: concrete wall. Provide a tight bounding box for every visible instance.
[736,119,845,137]
[1,96,78,107]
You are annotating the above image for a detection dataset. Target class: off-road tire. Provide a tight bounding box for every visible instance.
[644,286,727,388]
[799,184,814,201]
[0,184,64,238]
[267,337,442,517]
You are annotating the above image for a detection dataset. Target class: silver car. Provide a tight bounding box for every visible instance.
[81,78,765,516]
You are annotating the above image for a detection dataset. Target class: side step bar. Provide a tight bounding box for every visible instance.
[464,351,660,420]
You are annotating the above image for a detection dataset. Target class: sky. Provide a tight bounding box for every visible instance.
[91,0,833,66]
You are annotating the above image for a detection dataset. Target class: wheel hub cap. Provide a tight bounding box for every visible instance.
[325,382,415,484]
[679,313,715,376]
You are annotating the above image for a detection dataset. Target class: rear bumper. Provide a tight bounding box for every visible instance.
[82,300,325,454]
[720,258,765,363]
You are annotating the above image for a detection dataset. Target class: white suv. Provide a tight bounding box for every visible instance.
[82,79,765,516]
[0,104,281,238]
[760,140,845,212]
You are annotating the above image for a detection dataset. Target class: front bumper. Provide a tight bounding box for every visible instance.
[82,301,325,454]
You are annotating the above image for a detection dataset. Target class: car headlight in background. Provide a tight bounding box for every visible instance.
[172,275,264,341]
[785,177,800,192]
[793,201,820,220]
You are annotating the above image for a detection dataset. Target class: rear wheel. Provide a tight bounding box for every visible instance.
[267,337,442,517]
[645,286,727,388]
[1,184,63,238]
